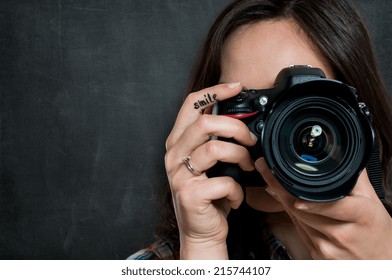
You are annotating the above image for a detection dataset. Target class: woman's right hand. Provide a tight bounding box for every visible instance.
[164,82,258,259]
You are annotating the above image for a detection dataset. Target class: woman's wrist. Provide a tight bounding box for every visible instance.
[180,239,229,260]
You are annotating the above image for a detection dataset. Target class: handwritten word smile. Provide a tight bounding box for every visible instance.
[194,93,219,110]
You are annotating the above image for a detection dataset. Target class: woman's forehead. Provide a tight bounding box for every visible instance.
[220,19,334,88]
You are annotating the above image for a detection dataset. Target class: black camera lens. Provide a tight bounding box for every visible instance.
[262,90,370,201]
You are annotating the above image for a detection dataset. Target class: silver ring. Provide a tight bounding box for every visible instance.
[182,155,203,176]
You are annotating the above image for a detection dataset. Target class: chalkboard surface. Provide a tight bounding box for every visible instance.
[1,0,391,259]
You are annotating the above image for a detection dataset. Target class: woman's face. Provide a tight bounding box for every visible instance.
[219,19,335,212]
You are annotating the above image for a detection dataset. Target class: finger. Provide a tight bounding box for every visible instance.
[285,212,318,258]
[294,220,342,259]
[166,82,242,150]
[294,194,377,224]
[190,140,255,173]
[283,208,343,259]
[290,206,347,243]
[267,192,341,259]
[291,208,374,258]
[176,140,255,181]
[170,114,258,162]
[195,176,245,209]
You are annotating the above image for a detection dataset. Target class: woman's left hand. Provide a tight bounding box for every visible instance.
[255,158,392,259]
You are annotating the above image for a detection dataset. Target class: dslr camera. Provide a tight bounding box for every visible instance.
[209,65,377,202]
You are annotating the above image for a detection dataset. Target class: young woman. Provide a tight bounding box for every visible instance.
[130,0,392,259]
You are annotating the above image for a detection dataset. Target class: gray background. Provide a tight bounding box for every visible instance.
[1,0,391,259]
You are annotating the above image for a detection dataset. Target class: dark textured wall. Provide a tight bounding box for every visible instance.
[1,0,391,259]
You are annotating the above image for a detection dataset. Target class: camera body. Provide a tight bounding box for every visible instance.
[210,66,375,202]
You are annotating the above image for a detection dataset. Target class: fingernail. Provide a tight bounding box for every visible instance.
[249,131,258,142]
[254,158,265,174]
[295,202,309,211]
[248,160,256,171]
[265,187,277,198]
[228,82,241,89]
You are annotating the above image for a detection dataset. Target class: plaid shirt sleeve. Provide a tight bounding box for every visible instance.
[127,240,176,260]
[128,234,291,260]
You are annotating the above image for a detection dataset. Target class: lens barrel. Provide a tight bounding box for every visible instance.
[262,81,373,201]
